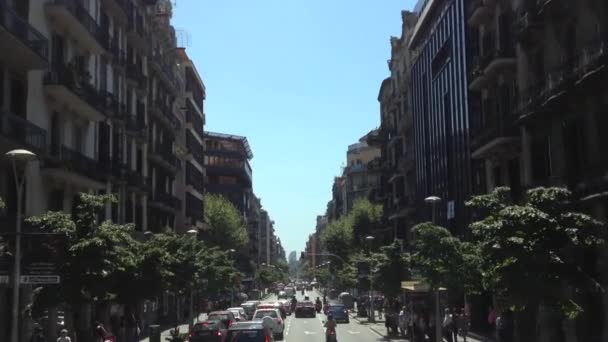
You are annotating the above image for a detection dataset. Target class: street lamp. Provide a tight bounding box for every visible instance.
[424,195,442,342]
[186,229,198,329]
[365,235,375,323]
[6,149,37,342]
[227,249,236,307]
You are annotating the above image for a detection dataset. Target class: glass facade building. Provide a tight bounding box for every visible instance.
[409,0,471,234]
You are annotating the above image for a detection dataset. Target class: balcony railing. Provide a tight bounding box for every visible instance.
[0,0,49,62]
[126,63,146,88]
[186,162,204,193]
[153,191,181,210]
[127,4,144,37]
[152,100,179,129]
[186,108,204,134]
[44,63,104,112]
[155,144,179,168]
[186,131,204,165]
[52,145,102,179]
[110,38,126,66]
[48,0,102,45]
[186,193,203,222]
[0,110,47,152]
[126,170,149,190]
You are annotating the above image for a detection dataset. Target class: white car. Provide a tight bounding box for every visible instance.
[227,307,249,321]
[252,308,284,340]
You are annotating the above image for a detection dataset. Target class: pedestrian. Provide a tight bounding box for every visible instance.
[488,306,498,340]
[31,325,46,342]
[458,307,470,342]
[427,310,436,342]
[398,306,408,337]
[451,307,459,342]
[57,329,71,342]
[443,308,454,342]
[497,309,514,342]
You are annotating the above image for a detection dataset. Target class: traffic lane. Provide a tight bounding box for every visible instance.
[285,311,324,342]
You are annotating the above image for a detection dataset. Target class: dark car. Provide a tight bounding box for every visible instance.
[294,301,316,318]
[328,304,349,323]
[189,320,228,342]
[226,322,274,342]
[208,311,237,328]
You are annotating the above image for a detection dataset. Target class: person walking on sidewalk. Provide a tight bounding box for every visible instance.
[398,306,408,337]
[443,308,454,342]
[457,307,470,342]
[57,329,71,342]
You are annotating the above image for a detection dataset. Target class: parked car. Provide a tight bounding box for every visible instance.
[277,291,288,299]
[328,304,349,323]
[207,311,237,328]
[226,322,274,342]
[189,320,228,342]
[294,301,316,318]
[251,308,284,340]
[228,307,249,321]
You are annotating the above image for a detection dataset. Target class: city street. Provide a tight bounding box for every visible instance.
[265,289,400,342]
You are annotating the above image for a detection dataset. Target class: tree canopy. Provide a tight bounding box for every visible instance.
[467,186,607,318]
[203,193,248,250]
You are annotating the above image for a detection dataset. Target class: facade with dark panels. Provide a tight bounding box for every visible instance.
[409,0,471,234]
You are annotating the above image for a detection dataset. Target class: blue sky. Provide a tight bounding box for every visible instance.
[173,0,417,256]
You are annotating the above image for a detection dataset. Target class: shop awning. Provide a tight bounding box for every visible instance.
[401,280,446,292]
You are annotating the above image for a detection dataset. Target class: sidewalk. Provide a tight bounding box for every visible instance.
[348,311,489,342]
[139,313,207,342]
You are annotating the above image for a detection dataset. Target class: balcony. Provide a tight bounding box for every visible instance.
[149,53,179,92]
[471,108,520,160]
[205,162,252,185]
[149,143,180,173]
[110,38,126,68]
[101,0,128,24]
[483,47,517,77]
[0,110,47,153]
[126,170,149,192]
[513,7,542,45]
[186,162,204,194]
[150,100,179,130]
[150,191,181,211]
[468,55,490,91]
[99,90,119,118]
[125,111,146,139]
[467,0,494,27]
[0,0,48,70]
[126,4,146,50]
[186,106,204,137]
[126,63,147,90]
[110,160,127,182]
[186,131,204,166]
[185,192,203,223]
[42,145,105,190]
[45,0,104,54]
[43,63,104,121]
[574,35,608,87]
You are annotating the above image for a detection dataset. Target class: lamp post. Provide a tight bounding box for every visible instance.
[365,235,375,323]
[187,229,198,329]
[424,195,442,342]
[228,249,236,307]
[6,149,37,342]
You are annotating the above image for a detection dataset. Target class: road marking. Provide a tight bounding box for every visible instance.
[304,331,316,335]
[347,330,361,334]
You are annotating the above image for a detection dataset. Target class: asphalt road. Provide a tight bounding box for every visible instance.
[263,289,392,342]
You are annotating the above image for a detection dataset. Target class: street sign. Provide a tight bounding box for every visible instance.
[20,275,60,284]
[22,262,57,276]
[0,275,9,284]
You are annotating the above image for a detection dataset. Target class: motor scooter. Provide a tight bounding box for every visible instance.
[325,329,337,342]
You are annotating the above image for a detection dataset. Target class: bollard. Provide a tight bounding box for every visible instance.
[148,325,161,342]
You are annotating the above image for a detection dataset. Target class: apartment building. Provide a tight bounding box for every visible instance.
[344,137,381,213]
[467,0,608,340]
[367,10,418,243]
[409,0,472,234]
[0,0,206,339]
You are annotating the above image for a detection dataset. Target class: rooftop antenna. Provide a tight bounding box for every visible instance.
[175,28,192,49]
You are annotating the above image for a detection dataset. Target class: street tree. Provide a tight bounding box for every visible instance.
[411,223,482,295]
[466,186,606,318]
[320,217,353,263]
[370,241,410,299]
[203,193,248,250]
[350,199,383,246]
[27,193,140,340]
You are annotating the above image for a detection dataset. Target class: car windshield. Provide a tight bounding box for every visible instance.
[227,330,264,342]
[208,314,229,321]
[254,311,277,319]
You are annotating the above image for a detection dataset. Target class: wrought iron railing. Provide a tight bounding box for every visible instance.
[48,0,102,45]
[0,110,47,152]
[0,0,48,61]
[43,63,104,112]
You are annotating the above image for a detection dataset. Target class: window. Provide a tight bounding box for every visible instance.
[51,113,61,155]
[531,135,552,183]
[73,125,84,153]
[432,38,451,77]
[493,166,502,187]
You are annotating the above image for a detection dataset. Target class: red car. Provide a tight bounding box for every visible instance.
[294,301,316,318]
